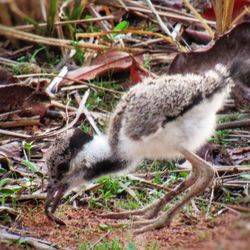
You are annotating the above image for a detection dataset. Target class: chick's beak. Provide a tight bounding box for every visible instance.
[45,183,68,225]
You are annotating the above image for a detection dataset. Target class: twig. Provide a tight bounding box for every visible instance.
[206,184,215,217]
[90,231,111,250]
[60,84,89,92]
[74,92,102,135]
[15,73,123,95]
[15,16,115,31]
[25,90,90,141]
[0,117,40,128]
[0,129,31,139]
[117,0,128,11]
[127,174,173,192]
[76,29,176,46]
[183,0,214,38]
[0,206,19,216]
[52,90,89,133]
[0,230,58,250]
[97,0,216,25]
[14,193,46,201]
[118,181,141,204]
[217,119,250,130]
[0,24,144,53]
[231,6,250,27]
[51,100,77,112]
[47,66,68,96]
[170,165,250,173]
[88,4,113,40]
[145,0,187,52]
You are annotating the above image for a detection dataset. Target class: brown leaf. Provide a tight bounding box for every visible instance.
[184,29,212,45]
[0,68,18,85]
[63,50,143,86]
[0,84,50,118]
[0,142,21,158]
[197,143,232,166]
[227,147,250,165]
[130,56,151,85]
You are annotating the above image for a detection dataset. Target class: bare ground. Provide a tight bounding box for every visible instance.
[1,203,250,250]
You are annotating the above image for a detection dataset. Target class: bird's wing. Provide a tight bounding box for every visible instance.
[119,76,203,141]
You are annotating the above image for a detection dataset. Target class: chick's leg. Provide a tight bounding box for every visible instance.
[133,147,214,234]
[99,148,208,221]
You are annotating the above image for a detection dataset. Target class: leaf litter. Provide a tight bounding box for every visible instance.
[0,1,249,249]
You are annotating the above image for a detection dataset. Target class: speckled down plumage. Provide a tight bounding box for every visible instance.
[108,64,233,148]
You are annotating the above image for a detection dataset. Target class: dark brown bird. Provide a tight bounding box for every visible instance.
[45,60,249,233]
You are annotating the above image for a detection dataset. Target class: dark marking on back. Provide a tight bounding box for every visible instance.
[69,128,93,151]
[163,91,203,124]
[83,158,126,180]
[163,81,225,126]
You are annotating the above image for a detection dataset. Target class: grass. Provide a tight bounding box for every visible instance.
[77,239,160,250]
[209,130,230,145]
[1,2,250,249]
[77,239,123,250]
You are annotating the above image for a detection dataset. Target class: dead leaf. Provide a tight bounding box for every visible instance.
[130,56,151,85]
[184,29,212,45]
[62,50,144,86]
[227,147,250,165]
[202,0,250,21]
[0,68,18,85]
[197,143,232,166]
[0,142,21,158]
[0,84,50,118]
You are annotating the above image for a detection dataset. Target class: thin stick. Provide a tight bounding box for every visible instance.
[26,90,90,141]
[51,89,90,134]
[15,16,115,31]
[231,6,250,27]
[127,174,173,192]
[117,0,128,11]
[99,1,216,25]
[15,73,123,95]
[90,231,111,250]
[74,92,102,135]
[76,29,175,46]
[183,0,214,38]
[217,119,250,130]
[0,118,40,128]
[0,24,144,53]
[47,66,68,96]
[0,129,31,139]
[0,230,57,250]
[145,0,187,52]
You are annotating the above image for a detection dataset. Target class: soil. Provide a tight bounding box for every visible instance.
[1,203,250,250]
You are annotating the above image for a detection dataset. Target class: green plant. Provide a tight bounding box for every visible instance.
[113,20,129,37]
[77,239,123,250]
[209,130,229,144]
[46,0,58,34]
[143,55,151,70]
[22,141,33,160]
[21,159,44,178]
[145,241,160,250]
[72,41,85,65]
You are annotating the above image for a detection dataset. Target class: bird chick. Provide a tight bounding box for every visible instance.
[45,60,249,229]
